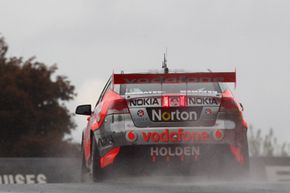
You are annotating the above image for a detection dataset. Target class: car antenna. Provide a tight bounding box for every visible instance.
[162,49,169,74]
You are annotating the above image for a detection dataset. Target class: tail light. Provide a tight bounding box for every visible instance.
[179,96,187,107]
[219,90,239,112]
[219,90,248,128]
[162,96,169,108]
[107,98,129,114]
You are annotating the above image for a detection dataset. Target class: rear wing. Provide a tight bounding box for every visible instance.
[113,71,236,85]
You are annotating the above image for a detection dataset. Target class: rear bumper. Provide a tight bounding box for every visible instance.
[95,115,248,169]
[95,127,244,156]
[100,113,246,144]
[101,144,248,174]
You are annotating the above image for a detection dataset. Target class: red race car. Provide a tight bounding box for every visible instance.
[76,70,249,181]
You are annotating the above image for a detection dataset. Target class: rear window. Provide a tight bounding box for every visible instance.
[120,83,221,95]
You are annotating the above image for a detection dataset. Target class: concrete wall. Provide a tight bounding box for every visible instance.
[0,158,81,184]
[0,157,289,184]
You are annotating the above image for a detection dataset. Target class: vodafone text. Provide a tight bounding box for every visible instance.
[142,129,209,142]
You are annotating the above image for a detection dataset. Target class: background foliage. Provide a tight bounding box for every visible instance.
[0,36,79,157]
[248,125,290,157]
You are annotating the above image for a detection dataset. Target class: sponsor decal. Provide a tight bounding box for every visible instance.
[150,146,200,157]
[128,98,160,107]
[147,108,199,122]
[0,174,47,184]
[114,72,236,84]
[126,131,138,142]
[126,90,219,95]
[205,108,213,115]
[213,130,224,140]
[125,90,163,95]
[187,97,219,106]
[142,129,209,142]
[137,110,145,117]
[123,76,225,84]
[180,90,218,95]
[170,97,179,106]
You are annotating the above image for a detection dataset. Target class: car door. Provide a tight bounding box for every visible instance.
[83,77,112,161]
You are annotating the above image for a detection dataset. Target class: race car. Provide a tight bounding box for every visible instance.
[76,70,249,181]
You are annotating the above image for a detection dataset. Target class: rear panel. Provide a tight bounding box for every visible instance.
[121,82,222,128]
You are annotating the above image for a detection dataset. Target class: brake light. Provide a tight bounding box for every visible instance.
[107,98,129,114]
[179,96,187,107]
[219,90,239,112]
[162,96,169,108]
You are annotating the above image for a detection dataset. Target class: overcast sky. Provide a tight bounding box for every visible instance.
[1,0,290,143]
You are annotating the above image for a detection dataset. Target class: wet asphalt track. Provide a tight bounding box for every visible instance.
[0,177,290,193]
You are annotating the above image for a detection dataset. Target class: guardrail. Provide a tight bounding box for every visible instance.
[0,157,289,184]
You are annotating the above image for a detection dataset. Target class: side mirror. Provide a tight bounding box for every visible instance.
[75,104,92,115]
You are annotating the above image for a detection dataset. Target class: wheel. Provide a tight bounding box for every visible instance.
[80,144,89,182]
[221,131,250,179]
[235,130,250,178]
[238,133,250,178]
[90,137,104,182]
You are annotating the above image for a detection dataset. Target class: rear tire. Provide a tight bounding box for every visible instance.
[91,137,104,182]
[238,134,250,178]
[222,132,250,179]
[81,145,89,182]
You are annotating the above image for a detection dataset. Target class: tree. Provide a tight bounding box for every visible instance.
[0,36,78,157]
[248,125,290,157]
